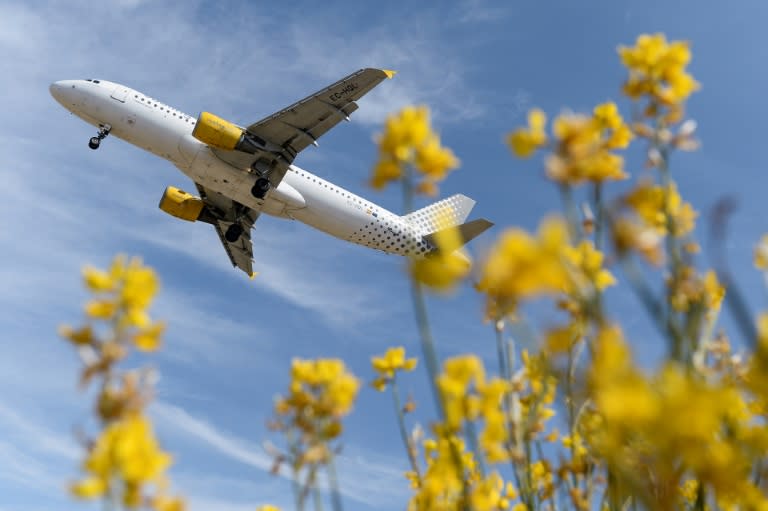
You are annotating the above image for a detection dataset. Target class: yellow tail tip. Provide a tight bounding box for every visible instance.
[249,272,259,280]
[382,69,397,79]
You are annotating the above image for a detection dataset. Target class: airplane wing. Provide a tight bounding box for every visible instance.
[195,183,259,277]
[211,68,395,185]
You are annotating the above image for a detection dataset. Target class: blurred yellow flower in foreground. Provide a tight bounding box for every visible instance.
[410,208,472,291]
[509,102,633,185]
[371,346,418,391]
[619,33,699,110]
[625,180,697,237]
[372,105,459,194]
[271,358,359,471]
[564,240,616,294]
[588,325,768,507]
[71,414,172,507]
[477,217,571,316]
[508,108,547,158]
[65,256,165,354]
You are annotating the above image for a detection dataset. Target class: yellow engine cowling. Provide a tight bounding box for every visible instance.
[158,186,204,222]
[192,111,244,151]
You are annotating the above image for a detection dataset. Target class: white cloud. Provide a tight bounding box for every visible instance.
[153,401,273,470]
[154,401,408,508]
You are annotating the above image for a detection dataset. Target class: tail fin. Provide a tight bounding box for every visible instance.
[404,194,477,233]
[424,218,494,249]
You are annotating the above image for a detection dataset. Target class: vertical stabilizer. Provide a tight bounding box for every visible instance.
[404,194,476,233]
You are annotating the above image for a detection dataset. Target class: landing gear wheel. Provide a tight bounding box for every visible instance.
[88,124,111,151]
[251,177,271,199]
[225,223,244,243]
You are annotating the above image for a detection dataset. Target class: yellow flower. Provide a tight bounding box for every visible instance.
[477,217,570,316]
[121,260,159,310]
[70,477,107,499]
[272,358,359,470]
[592,102,623,130]
[83,265,116,292]
[85,299,117,319]
[370,159,402,189]
[469,472,507,511]
[704,270,725,313]
[371,346,418,388]
[618,33,699,113]
[153,495,185,511]
[59,324,94,345]
[544,322,583,353]
[74,414,172,504]
[415,135,460,179]
[507,108,548,158]
[373,106,458,194]
[134,322,165,352]
[438,355,486,429]
[379,105,431,161]
[564,240,616,294]
[625,180,696,237]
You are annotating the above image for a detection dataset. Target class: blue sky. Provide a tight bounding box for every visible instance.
[2,1,768,509]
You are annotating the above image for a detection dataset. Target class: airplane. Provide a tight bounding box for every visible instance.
[50,69,492,277]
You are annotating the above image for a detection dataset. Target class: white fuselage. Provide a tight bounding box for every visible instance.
[50,79,432,256]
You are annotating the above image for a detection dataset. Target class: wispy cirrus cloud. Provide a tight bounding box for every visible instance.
[154,401,409,508]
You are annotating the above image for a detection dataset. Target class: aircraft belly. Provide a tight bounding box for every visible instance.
[291,187,369,240]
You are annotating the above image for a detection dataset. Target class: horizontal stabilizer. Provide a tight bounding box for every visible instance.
[424,218,494,249]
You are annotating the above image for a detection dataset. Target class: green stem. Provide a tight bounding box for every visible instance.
[390,375,421,480]
[559,184,582,242]
[402,164,444,418]
[410,280,444,417]
[593,182,604,251]
[495,319,509,381]
[313,482,324,511]
[327,455,344,511]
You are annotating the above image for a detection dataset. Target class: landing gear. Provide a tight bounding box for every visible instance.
[225,223,243,243]
[251,177,271,199]
[88,124,111,150]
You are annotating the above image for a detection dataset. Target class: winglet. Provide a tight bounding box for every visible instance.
[382,69,397,79]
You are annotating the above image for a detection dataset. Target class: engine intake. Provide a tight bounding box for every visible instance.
[192,112,268,153]
[158,186,204,222]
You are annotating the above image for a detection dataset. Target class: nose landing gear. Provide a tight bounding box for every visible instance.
[88,124,112,150]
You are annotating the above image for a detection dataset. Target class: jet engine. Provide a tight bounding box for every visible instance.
[192,112,268,153]
[158,186,204,222]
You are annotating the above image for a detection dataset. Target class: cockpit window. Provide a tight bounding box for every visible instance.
[93,80,100,84]
[85,79,92,82]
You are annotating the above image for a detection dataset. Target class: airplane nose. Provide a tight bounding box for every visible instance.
[50,80,79,108]
[49,81,63,101]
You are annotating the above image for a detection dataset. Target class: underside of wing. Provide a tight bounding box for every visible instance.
[209,68,395,184]
[195,183,259,276]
